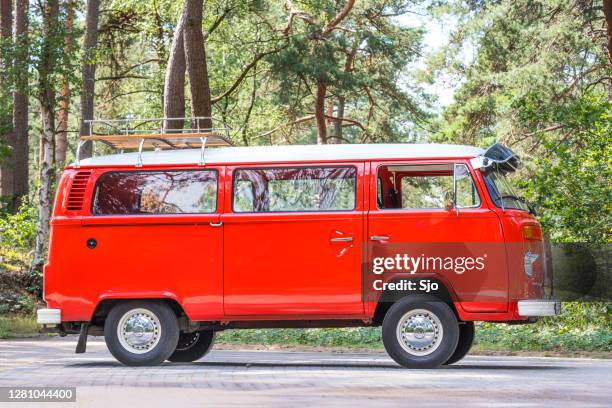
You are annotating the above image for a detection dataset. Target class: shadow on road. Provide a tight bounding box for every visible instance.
[67,361,571,371]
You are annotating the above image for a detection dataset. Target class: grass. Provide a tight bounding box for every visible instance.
[217,327,383,349]
[0,315,40,339]
[216,324,612,357]
[472,323,612,355]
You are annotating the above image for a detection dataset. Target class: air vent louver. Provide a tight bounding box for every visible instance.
[66,171,92,211]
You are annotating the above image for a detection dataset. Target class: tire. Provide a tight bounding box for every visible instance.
[104,301,179,366]
[167,330,216,362]
[444,321,475,365]
[382,295,459,368]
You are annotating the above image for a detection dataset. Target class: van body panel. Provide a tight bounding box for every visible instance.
[45,166,226,322]
[221,163,365,316]
[365,160,509,314]
[43,147,548,326]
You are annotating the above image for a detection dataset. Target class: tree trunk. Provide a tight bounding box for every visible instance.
[604,0,612,63]
[183,0,212,130]
[326,100,338,144]
[56,0,75,166]
[315,79,327,144]
[0,0,14,199]
[31,0,59,274]
[0,0,10,54]
[333,96,345,144]
[12,0,28,201]
[77,0,100,159]
[163,11,186,132]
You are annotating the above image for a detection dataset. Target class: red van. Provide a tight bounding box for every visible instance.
[37,128,559,368]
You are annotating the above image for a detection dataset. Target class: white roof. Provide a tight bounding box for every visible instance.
[76,143,484,167]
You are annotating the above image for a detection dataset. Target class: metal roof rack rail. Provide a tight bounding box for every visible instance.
[75,117,233,168]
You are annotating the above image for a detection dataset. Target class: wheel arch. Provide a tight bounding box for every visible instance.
[372,277,459,325]
[90,295,186,326]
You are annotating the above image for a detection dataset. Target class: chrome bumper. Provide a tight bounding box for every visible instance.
[37,308,61,324]
[517,300,561,317]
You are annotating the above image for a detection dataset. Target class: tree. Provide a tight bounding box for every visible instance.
[266,0,427,145]
[604,0,611,62]
[0,0,13,199]
[279,0,356,144]
[162,0,277,132]
[56,0,77,166]
[12,0,29,202]
[78,0,100,159]
[183,0,212,129]
[163,8,186,131]
[31,0,61,273]
[429,0,611,242]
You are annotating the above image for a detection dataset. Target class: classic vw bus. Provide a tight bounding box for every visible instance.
[37,122,559,368]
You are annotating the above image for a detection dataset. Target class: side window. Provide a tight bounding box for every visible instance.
[93,170,218,215]
[377,164,480,210]
[233,167,356,213]
[400,174,452,209]
[455,164,481,208]
[233,180,255,212]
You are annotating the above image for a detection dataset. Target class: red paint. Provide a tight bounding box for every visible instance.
[44,154,544,325]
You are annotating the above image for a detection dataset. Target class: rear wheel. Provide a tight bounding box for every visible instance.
[104,301,179,366]
[168,330,216,362]
[382,295,459,368]
[444,321,475,365]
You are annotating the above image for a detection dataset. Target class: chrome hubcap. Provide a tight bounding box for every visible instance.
[117,308,162,354]
[396,309,443,356]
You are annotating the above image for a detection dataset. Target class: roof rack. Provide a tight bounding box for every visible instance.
[75,117,233,168]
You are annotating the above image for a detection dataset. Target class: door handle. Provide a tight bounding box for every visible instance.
[370,235,390,241]
[330,236,354,242]
[209,221,223,227]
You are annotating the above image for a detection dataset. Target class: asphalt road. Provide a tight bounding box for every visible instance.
[0,337,610,407]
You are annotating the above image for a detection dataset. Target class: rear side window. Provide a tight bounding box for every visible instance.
[93,170,217,215]
[233,167,356,213]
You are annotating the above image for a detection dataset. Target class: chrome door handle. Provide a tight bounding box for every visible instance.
[370,235,390,241]
[209,221,223,227]
[330,237,354,242]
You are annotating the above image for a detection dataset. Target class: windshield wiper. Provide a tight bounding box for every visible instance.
[499,194,537,216]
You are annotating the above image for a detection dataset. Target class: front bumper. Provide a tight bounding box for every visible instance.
[517,300,561,317]
[37,308,61,324]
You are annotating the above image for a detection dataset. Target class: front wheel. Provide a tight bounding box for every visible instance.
[104,301,179,366]
[168,330,216,362]
[382,295,459,368]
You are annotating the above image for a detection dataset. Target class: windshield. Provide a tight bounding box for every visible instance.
[484,171,530,211]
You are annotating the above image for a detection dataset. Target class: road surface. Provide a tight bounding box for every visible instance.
[0,337,610,407]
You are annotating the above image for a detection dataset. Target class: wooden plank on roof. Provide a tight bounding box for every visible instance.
[79,131,233,150]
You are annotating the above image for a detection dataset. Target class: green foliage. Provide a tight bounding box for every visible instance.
[266,0,429,144]
[0,201,37,249]
[429,0,611,243]
[476,323,612,353]
[0,293,37,315]
[217,327,383,348]
[521,93,611,243]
